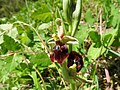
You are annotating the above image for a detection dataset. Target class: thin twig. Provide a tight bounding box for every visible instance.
[0,52,14,58]
[99,8,102,36]
[0,51,47,59]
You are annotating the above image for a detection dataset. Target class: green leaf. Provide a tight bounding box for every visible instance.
[29,54,51,67]
[2,35,20,51]
[85,9,95,26]
[7,27,18,39]
[31,4,52,22]
[0,24,13,31]
[26,29,34,41]
[25,29,34,47]
[38,22,52,30]
[103,34,112,47]
[20,63,28,70]
[103,28,118,47]
[33,12,52,22]
[110,5,120,28]
[88,28,117,60]
[0,54,23,78]
[20,32,32,46]
[76,25,89,44]
[77,26,95,43]
[0,43,8,54]
[87,44,106,60]
[112,30,120,47]
[106,14,114,28]
[0,56,13,83]
[89,31,101,48]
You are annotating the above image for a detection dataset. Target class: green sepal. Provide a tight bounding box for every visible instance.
[61,36,78,44]
[48,35,79,45]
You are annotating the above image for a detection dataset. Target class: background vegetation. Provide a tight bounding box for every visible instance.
[0,0,120,90]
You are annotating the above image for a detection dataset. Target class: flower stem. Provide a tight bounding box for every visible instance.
[68,24,73,52]
[68,24,76,90]
[69,24,72,35]
[61,62,75,84]
[70,83,75,90]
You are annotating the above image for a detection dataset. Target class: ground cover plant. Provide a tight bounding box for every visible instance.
[0,0,120,90]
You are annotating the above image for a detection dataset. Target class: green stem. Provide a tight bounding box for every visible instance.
[70,83,76,90]
[68,24,76,90]
[69,44,72,52]
[69,24,72,35]
[61,62,75,84]
[68,24,72,52]
[108,49,120,57]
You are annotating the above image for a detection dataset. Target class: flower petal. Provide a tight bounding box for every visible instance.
[61,36,79,44]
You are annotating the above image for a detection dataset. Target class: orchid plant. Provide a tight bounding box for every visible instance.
[47,0,86,89]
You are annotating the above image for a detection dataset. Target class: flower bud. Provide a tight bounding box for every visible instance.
[72,0,82,36]
[63,0,74,24]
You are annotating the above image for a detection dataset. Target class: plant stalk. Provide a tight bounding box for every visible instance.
[61,62,75,84]
[70,83,75,90]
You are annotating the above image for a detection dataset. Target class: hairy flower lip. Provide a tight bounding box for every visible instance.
[67,51,83,72]
[50,52,69,64]
[50,40,69,64]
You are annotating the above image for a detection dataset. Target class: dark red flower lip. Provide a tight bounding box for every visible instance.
[67,51,83,72]
[50,41,69,64]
